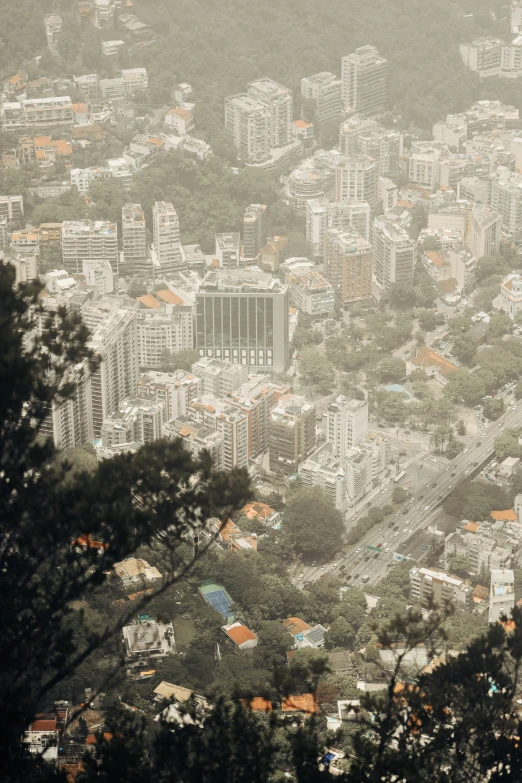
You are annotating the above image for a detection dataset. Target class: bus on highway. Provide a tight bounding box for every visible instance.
[392,470,406,484]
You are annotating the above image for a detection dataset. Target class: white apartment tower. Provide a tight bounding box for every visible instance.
[122,203,150,275]
[489,569,515,624]
[469,204,502,259]
[300,72,342,124]
[215,233,241,269]
[335,157,378,211]
[327,395,368,463]
[341,45,387,115]
[88,308,139,437]
[61,220,118,275]
[372,215,415,289]
[306,199,371,260]
[153,201,182,277]
[490,167,522,239]
[41,361,93,449]
[243,204,268,261]
[137,370,201,422]
[224,94,269,164]
[136,308,193,369]
[247,77,293,148]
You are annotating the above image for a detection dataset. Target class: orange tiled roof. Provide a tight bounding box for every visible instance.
[72,103,88,113]
[242,697,272,712]
[425,250,449,268]
[167,107,192,119]
[413,346,457,377]
[52,139,73,156]
[137,294,159,309]
[33,135,51,146]
[293,119,313,129]
[281,694,317,714]
[491,509,517,521]
[504,279,513,291]
[242,501,275,521]
[72,534,108,550]
[463,521,480,533]
[220,518,241,541]
[156,289,183,305]
[283,617,312,636]
[31,719,57,731]
[86,732,112,745]
[35,150,47,160]
[224,624,257,645]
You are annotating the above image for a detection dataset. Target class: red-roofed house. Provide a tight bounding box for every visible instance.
[22,709,67,761]
[281,694,318,715]
[283,617,312,637]
[242,697,273,712]
[221,621,258,649]
[292,119,314,142]
[242,501,282,528]
[412,346,457,385]
[165,107,194,135]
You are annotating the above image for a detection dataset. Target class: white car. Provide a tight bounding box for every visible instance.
[355,548,361,554]
[445,467,450,471]
[321,565,326,571]
[463,449,468,454]
[481,434,485,438]
[394,532,399,537]
[299,573,304,580]
[424,505,430,510]
[331,563,337,569]
[385,547,391,553]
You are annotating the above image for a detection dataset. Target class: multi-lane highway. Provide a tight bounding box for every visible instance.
[300,403,522,589]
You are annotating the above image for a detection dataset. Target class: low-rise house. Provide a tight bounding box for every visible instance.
[241,501,282,528]
[122,617,175,664]
[221,621,258,650]
[283,617,312,637]
[412,346,458,385]
[164,107,194,135]
[22,705,68,762]
[153,681,193,703]
[281,694,318,716]
[294,624,327,649]
[114,558,162,588]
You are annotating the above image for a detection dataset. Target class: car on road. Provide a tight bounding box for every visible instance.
[464,449,468,454]
[445,467,450,471]
[385,547,391,553]
[378,526,383,530]
[437,495,442,500]
[409,497,414,502]
[321,565,326,571]
[352,515,357,520]
[331,563,337,569]
[419,495,424,500]
[464,470,469,475]
[299,573,304,579]
[395,512,400,516]
[448,485,453,490]
[394,531,399,537]
[394,525,399,530]
[481,434,485,438]
[388,521,394,528]
[355,547,361,553]
[424,505,430,510]
[476,442,481,447]
[451,472,456,477]
[354,573,360,579]
[366,502,371,507]
[345,574,352,581]
[311,561,317,566]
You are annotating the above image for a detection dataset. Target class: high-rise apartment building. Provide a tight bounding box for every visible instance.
[335,156,378,211]
[300,71,342,124]
[191,357,249,398]
[88,308,139,436]
[82,259,114,296]
[0,195,24,223]
[40,361,93,449]
[410,567,473,610]
[224,94,269,164]
[43,13,62,55]
[323,228,373,306]
[341,45,387,115]
[137,370,201,422]
[195,270,289,373]
[163,416,224,470]
[372,215,415,289]
[344,434,390,503]
[357,126,402,178]
[243,204,268,261]
[226,374,280,458]
[122,203,150,276]
[490,167,522,238]
[61,220,118,275]
[152,201,182,276]
[299,447,349,513]
[215,233,241,269]
[269,394,316,474]
[327,395,368,463]
[247,77,293,149]
[136,308,192,369]
[306,199,371,260]
[489,569,515,623]
[101,395,166,447]
[189,395,249,470]
[469,204,502,258]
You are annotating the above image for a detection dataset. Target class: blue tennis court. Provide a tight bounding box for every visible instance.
[198,581,233,619]
[205,589,231,617]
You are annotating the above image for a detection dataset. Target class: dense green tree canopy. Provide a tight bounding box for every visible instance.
[283,487,344,557]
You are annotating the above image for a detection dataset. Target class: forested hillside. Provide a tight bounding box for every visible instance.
[2,0,521,132]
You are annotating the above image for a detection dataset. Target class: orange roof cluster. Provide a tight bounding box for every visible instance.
[463,521,480,533]
[31,718,57,731]
[72,534,108,550]
[242,501,275,521]
[293,119,313,128]
[72,103,88,113]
